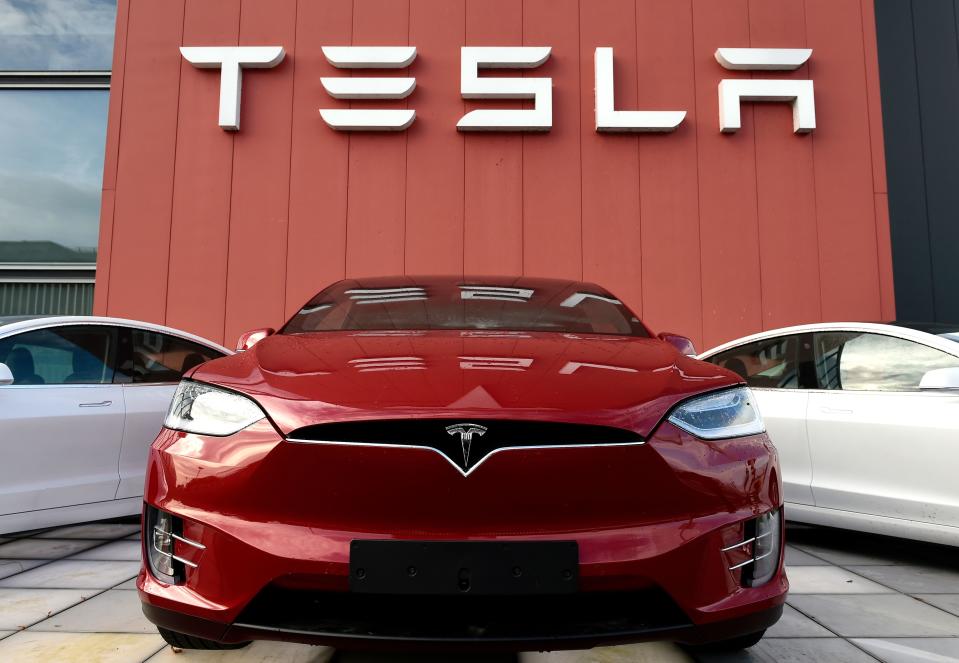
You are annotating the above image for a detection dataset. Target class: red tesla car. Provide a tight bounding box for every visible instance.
[139,276,786,652]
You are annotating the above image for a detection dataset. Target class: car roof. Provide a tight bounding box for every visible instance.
[0,315,231,354]
[0,315,53,325]
[889,320,959,336]
[698,321,959,360]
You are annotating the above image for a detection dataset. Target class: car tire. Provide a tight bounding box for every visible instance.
[690,629,766,652]
[157,627,251,650]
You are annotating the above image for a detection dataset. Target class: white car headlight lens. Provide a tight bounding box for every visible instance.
[164,381,266,436]
[667,387,765,440]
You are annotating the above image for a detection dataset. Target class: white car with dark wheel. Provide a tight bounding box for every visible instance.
[0,316,228,535]
[700,322,959,547]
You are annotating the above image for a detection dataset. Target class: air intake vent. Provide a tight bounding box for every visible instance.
[287,419,643,475]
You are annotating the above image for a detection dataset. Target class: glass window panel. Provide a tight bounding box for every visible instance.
[284,280,650,337]
[0,89,108,263]
[0,0,117,71]
[0,325,116,384]
[707,335,802,389]
[115,330,225,384]
[813,331,959,391]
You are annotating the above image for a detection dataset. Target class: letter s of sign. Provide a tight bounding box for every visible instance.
[457,47,552,131]
[319,46,417,131]
[179,46,286,131]
[714,48,815,133]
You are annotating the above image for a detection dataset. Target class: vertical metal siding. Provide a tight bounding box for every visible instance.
[96,0,896,349]
[0,283,95,316]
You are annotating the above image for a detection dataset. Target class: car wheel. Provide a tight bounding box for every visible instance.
[690,629,766,652]
[157,627,251,650]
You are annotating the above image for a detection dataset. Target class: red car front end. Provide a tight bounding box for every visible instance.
[138,277,787,651]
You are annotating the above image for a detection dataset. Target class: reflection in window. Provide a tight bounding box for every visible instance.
[560,292,621,308]
[460,286,533,302]
[285,279,648,337]
[814,332,959,391]
[709,335,801,389]
[0,0,117,71]
[115,330,224,384]
[0,90,109,263]
[345,288,427,305]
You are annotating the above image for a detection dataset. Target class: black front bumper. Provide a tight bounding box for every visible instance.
[143,586,783,652]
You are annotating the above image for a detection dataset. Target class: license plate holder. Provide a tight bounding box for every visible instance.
[349,540,579,595]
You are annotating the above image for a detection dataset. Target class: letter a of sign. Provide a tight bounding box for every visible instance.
[320,46,417,131]
[714,48,815,133]
[594,48,685,132]
[180,46,285,131]
[457,47,552,131]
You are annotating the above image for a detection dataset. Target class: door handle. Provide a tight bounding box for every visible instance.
[820,406,853,415]
[79,400,113,408]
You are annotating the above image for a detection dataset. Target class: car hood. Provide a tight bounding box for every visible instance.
[190,330,739,438]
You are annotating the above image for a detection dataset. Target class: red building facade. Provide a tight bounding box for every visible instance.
[94,0,894,350]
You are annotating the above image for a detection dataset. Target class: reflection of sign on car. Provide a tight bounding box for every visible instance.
[181,45,815,134]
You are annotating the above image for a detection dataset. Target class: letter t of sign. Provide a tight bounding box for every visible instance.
[714,48,815,133]
[179,46,286,131]
[319,47,417,130]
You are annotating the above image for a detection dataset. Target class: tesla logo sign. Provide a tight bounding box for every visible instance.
[180,45,815,134]
[445,423,487,466]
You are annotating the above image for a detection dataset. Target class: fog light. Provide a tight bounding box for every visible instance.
[743,508,782,587]
[147,506,181,584]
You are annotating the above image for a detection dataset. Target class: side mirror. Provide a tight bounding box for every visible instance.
[0,362,12,386]
[657,332,697,357]
[236,327,275,352]
[919,367,959,391]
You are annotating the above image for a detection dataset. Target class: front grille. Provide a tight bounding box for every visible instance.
[233,586,690,643]
[288,419,642,445]
[286,419,644,475]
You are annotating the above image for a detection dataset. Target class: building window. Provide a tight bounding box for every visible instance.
[0,0,115,316]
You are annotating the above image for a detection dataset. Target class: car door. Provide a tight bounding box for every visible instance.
[807,330,959,527]
[0,325,124,514]
[113,328,225,499]
[706,333,815,505]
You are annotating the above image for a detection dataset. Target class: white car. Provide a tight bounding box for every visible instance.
[0,316,229,535]
[700,322,959,547]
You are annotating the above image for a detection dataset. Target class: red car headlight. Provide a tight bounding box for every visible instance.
[164,380,266,437]
[667,387,765,440]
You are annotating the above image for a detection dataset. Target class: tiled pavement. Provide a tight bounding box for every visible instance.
[0,522,957,662]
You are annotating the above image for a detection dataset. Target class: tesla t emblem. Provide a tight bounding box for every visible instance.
[445,423,487,467]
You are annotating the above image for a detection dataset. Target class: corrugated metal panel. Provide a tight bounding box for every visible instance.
[0,282,95,316]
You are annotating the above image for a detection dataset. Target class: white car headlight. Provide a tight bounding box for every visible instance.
[667,387,765,440]
[164,381,266,436]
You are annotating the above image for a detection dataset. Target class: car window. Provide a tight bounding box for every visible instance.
[115,329,223,384]
[283,280,650,337]
[707,335,801,389]
[0,325,116,385]
[813,331,959,391]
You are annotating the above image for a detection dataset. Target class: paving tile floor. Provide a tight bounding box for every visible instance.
[0,521,956,662]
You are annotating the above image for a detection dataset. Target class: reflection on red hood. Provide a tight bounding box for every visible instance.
[190,330,739,438]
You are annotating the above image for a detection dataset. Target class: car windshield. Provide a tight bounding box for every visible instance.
[939,333,959,344]
[282,278,650,337]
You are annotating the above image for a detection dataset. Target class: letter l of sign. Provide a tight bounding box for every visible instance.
[594,48,685,132]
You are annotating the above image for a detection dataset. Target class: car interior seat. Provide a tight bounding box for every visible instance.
[6,347,45,384]
[65,349,105,383]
